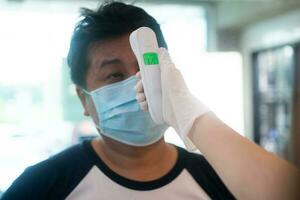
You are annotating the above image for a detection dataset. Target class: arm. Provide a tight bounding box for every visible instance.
[189,112,300,200]
[135,47,300,200]
[1,167,44,200]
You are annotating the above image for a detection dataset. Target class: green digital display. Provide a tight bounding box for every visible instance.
[143,52,159,65]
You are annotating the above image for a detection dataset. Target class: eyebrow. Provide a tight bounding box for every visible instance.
[100,58,122,68]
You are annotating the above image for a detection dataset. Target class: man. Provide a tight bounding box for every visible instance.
[3,1,300,200]
[2,2,234,200]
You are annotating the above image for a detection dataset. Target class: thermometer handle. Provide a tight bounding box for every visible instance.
[129,27,164,124]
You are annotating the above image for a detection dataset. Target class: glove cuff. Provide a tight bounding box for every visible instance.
[176,94,210,151]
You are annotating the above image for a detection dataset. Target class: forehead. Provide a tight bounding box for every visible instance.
[88,34,133,65]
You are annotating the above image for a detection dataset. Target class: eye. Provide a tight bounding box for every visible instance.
[106,72,124,83]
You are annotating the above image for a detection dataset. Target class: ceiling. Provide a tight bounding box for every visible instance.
[3,0,300,30]
[215,0,300,30]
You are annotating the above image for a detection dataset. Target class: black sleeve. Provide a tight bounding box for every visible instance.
[1,165,54,200]
[1,143,93,200]
[185,152,236,200]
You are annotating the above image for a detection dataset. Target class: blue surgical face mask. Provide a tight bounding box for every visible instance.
[84,76,168,146]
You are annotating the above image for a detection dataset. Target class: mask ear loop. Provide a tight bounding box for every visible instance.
[81,88,92,108]
[80,88,104,133]
[81,88,91,95]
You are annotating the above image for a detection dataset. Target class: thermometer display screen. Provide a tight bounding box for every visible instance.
[143,52,159,65]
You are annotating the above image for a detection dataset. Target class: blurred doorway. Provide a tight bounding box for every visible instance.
[252,43,300,165]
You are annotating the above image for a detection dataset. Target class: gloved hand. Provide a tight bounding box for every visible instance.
[135,47,210,150]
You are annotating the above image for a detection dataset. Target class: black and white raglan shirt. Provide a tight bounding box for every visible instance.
[2,140,235,200]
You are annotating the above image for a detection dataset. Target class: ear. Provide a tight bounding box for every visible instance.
[76,86,90,116]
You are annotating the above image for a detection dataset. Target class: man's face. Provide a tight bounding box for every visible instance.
[77,34,139,125]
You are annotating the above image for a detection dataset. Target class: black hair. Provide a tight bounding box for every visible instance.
[67,1,168,88]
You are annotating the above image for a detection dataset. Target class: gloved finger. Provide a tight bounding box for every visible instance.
[139,101,148,111]
[157,47,169,66]
[157,47,175,70]
[136,93,146,103]
[134,79,144,93]
[136,71,142,79]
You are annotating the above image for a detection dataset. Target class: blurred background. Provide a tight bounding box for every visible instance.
[0,0,300,195]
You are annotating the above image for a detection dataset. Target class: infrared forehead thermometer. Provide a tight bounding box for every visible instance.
[129,27,164,124]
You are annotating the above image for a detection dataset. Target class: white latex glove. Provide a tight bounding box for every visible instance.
[135,47,210,150]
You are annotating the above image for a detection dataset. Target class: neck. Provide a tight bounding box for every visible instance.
[92,136,178,181]
[100,136,170,168]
